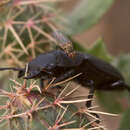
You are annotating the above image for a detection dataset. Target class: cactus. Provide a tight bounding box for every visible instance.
[0,0,59,67]
[0,78,110,130]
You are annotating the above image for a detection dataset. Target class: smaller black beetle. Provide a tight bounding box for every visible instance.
[0,31,130,109]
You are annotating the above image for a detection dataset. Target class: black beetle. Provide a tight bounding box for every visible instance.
[0,31,130,109]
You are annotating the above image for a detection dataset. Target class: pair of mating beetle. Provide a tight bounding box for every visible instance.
[0,31,130,110]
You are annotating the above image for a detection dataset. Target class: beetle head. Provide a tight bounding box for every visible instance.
[24,70,52,80]
[23,63,54,80]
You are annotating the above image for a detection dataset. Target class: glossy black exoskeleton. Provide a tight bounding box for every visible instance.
[0,31,130,109]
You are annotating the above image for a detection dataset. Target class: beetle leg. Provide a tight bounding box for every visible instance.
[40,79,44,88]
[86,80,100,123]
[86,84,95,108]
[40,75,52,89]
[111,80,130,92]
[53,69,75,83]
[111,80,128,88]
[101,80,130,91]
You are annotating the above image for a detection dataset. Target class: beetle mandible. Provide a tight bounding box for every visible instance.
[0,31,130,109]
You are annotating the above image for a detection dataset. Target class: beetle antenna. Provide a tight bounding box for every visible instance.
[0,67,23,71]
[52,30,75,58]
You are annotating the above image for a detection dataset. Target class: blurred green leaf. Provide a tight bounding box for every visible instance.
[72,38,112,62]
[70,37,88,52]
[119,109,130,130]
[113,54,130,84]
[87,39,113,62]
[64,0,115,35]
[96,91,125,113]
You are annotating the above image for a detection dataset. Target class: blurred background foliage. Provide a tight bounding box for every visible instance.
[0,0,130,130]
